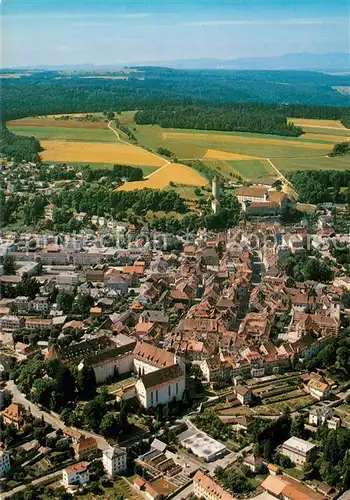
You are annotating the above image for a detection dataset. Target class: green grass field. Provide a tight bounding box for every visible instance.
[128,124,333,160]
[226,159,276,178]
[274,155,350,174]
[8,125,115,142]
[8,111,349,186]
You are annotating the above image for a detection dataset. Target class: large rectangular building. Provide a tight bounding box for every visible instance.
[280,436,316,466]
[179,429,227,462]
[135,364,185,408]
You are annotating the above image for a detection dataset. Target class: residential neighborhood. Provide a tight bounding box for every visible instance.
[0,158,350,500]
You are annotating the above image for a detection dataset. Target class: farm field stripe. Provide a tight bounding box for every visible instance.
[39,140,165,167]
[164,132,332,149]
[107,120,169,169]
[204,148,262,160]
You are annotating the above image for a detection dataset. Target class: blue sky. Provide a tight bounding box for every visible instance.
[1,0,349,67]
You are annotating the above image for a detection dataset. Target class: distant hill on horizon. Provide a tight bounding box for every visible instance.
[3,52,349,73]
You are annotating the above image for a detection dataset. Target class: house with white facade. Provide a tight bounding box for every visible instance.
[102,446,127,477]
[280,436,316,466]
[136,364,185,409]
[62,461,90,487]
[308,405,341,429]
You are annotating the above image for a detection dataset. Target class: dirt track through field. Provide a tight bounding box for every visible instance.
[107,121,169,168]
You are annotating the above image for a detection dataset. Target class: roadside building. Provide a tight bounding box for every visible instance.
[102,446,127,476]
[193,471,234,500]
[62,461,90,487]
[2,403,29,430]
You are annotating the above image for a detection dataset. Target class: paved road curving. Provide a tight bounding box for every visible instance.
[6,380,109,451]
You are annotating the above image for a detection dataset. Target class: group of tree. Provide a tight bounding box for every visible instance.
[215,466,254,495]
[157,146,175,158]
[51,185,187,218]
[11,356,97,411]
[0,274,41,299]
[61,386,130,439]
[0,123,42,162]
[288,170,350,204]
[114,121,137,142]
[306,425,350,489]
[251,408,292,460]
[304,329,350,380]
[135,105,304,137]
[193,411,234,441]
[56,290,94,315]
[331,241,350,265]
[280,252,334,283]
[329,140,350,157]
[81,164,143,182]
[2,69,349,124]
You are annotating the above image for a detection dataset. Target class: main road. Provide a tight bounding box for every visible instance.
[6,380,109,451]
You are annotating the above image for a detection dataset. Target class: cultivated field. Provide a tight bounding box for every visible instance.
[8,118,108,129]
[118,162,207,191]
[7,111,350,191]
[273,155,350,174]
[9,125,116,142]
[288,117,346,129]
[40,140,165,167]
[204,149,261,160]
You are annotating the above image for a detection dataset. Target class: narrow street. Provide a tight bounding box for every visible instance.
[6,380,109,451]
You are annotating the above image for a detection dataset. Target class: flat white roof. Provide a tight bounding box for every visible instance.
[282,436,315,454]
[180,430,226,460]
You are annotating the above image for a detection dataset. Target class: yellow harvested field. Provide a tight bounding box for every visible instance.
[163,131,331,150]
[40,140,165,167]
[303,132,350,142]
[204,149,261,160]
[288,117,346,129]
[118,163,207,191]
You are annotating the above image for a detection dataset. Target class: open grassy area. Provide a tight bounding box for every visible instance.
[8,125,115,142]
[84,477,143,500]
[274,155,350,174]
[8,111,350,191]
[226,159,276,179]
[166,184,211,200]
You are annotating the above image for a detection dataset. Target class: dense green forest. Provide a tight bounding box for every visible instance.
[288,170,350,204]
[134,105,303,136]
[1,68,349,123]
[0,123,42,162]
[51,186,188,217]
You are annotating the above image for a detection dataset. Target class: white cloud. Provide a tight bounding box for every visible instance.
[3,12,152,21]
[182,18,347,28]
